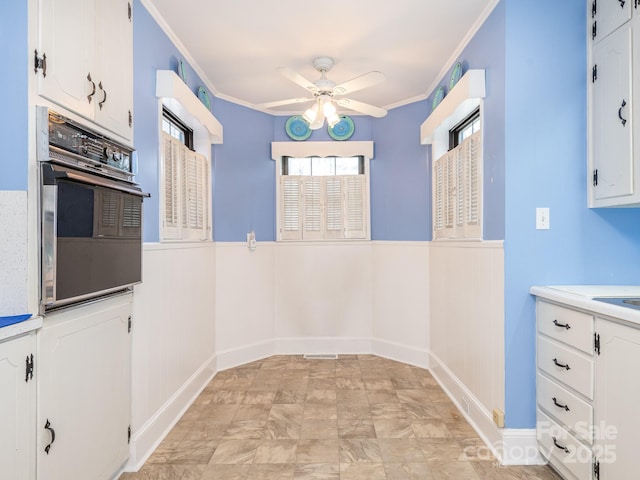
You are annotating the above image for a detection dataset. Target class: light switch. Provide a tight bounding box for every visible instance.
[536,208,550,230]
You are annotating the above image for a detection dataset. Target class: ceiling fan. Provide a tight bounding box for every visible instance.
[257,56,387,129]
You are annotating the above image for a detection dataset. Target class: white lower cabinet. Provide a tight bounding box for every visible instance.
[593,318,640,479]
[535,297,640,480]
[0,333,36,480]
[37,295,132,480]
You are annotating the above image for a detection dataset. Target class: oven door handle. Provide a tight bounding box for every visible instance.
[41,185,57,309]
[45,163,150,197]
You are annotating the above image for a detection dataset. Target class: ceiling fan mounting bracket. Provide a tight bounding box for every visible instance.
[312,56,334,73]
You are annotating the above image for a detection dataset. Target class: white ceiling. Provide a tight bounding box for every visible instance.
[143,0,499,116]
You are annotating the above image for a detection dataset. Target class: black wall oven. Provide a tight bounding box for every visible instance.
[38,107,149,312]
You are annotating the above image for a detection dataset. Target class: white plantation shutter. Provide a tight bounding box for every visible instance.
[432,130,482,240]
[161,132,211,241]
[343,176,367,239]
[278,172,369,241]
[445,152,455,231]
[280,177,302,240]
[162,133,180,239]
[303,177,323,240]
[325,177,343,239]
[182,150,208,240]
[464,131,482,238]
[433,157,445,239]
[455,146,465,229]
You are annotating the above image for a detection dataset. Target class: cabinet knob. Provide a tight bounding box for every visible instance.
[44,419,56,454]
[87,73,96,104]
[98,82,107,110]
[552,357,571,370]
[618,99,627,127]
[552,319,571,330]
[552,436,570,454]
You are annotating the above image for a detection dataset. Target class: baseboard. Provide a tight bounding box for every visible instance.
[428,351,544,465]
[124,353,217,471]
[275,336,372,355]
[215,339,276,371]
[371,338,429,369]
[501,428,546,465]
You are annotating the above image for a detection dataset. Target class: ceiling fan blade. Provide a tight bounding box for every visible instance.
[278,67,319,93]
[256,97,313,109]
[333,71,385,95]
[336,98,387,118]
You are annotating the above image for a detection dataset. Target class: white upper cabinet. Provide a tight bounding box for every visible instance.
[588,1,640,207]
[37,0,95,119]
[591,0,632,43]
[591,24,633,202]
[36,0,133,141]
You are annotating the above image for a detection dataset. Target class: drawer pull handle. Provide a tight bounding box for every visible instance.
[553,319,571,330]
[552,358,571,370]
[552,397,570,411]
[552,436,570,454]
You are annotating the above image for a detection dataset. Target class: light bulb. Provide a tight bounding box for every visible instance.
[327,112,340,128]
[323,99,337,117]
[303,102,319,124]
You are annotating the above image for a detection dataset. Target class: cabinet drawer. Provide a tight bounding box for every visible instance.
[537,409,592,480]
[537,301,594,353]
[537,373,593,444]
[538,336,594,400]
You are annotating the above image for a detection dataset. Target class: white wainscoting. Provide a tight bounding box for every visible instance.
[371,242,430,368]
[126,242,216,470]
[214,242,277,370]
[128,239,540,468]
[428,240,522,463]
[214,241,430,369]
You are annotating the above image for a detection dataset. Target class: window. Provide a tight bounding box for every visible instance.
[162,107,193,149]
[160,108,210,241]
[433,109,482,240]
[279,156,367,241]
[449,107,480,149]
[273,141,373,242]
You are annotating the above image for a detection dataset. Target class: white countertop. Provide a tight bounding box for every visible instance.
[530,285,640,327]
[0,316,43,342]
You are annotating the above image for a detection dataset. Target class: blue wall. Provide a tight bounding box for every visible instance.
[137,0,640,430]
[371,101,431,241]
[133,0,216,242]
[0,0,28,190]
[502,0,640,428]
[424,2,506,241]
[213,100,274,242]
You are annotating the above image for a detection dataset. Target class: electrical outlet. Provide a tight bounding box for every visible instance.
[493,408,505,428]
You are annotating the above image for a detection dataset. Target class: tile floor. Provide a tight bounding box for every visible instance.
[120,355,561,480]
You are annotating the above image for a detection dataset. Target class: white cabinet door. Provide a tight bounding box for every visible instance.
[37,296,131,480]
[594,318,640,479]
[592,0,632,44]
[590,22,633,204]
[0,334,36,480]
[94,0,133,140]
[37,0,133,141]
[37,0,95,118]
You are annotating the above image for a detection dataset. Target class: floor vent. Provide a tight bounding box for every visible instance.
[303,354,338,360]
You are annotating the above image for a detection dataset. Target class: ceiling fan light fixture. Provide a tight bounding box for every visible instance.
[327,112,340,128]
[303,102,319,124]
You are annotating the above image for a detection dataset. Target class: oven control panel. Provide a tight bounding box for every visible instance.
[37,107,135,182]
